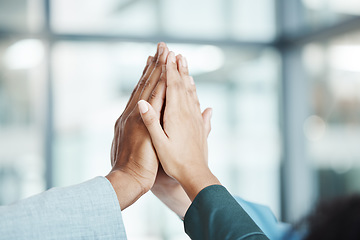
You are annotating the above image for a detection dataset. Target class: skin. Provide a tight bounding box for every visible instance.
[151,54,213,218]
[106,42,215,218]
[139,51,221,202]
[106,42,170,210]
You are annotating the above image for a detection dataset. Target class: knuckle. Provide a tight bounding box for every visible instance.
[149,90,157,101]
[160,73,166,82]
[144,115,157,126]
[159,55,166,64]
[126,114,137,124]
[161,65,166,73]
[144,81,151,89]
[172,80,182,89]
[155,59,163,68]
[139,80,147,89]
[151,56,157,63]
[182,68,189,74]
[187,87,193,95]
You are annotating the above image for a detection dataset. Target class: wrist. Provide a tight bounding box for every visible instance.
[176,166,221,201]
[106,169,148,210]
[152,183,191,219]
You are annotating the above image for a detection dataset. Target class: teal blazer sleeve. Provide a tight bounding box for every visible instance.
[184,185,269,240]
[0,177,127,239]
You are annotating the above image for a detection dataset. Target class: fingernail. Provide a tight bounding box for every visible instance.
[159,46,164,56]
[181,57,188,68]
[168,52,176,64]
[190,76,195,85]
[138,100,149,114]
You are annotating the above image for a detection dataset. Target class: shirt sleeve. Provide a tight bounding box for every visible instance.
[0,176,127,240]
[184,185,269,240]
[234,197,302,240]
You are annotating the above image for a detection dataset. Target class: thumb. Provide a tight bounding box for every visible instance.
[138,100,167,146]
[202,108,213,137]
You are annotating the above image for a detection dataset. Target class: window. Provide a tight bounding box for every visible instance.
[4,0,360,239]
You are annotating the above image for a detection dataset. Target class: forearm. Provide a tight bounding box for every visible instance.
[0,177,126,239]
[151,168,219,219]
[152,183,191,219]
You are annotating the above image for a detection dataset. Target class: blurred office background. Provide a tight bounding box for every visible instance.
[1,0,360,239]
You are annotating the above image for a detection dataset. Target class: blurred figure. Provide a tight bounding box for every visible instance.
[300,195,360,240]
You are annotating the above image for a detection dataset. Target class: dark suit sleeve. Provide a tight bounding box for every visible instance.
[184,185,269,240]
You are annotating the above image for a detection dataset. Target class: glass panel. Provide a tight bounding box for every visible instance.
[302,0,360,19]
[51,0,158,36]
[51,0,276,42]
[286,0,360,36]
[0,0,43,32]
[0,39,47,205]
[52,41,281,239]
[303,30,360,200]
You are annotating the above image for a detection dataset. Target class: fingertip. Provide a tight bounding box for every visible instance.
[167,51,176,65]
[202,108,213,124]
[138,100,149,114]
[160,42,169,54]
[181,56,188,68]
[154,44,160,58]
[177,55,189,77]
[176,54,182,60]
[147,56,153,65]
[158,42,166,47]
[202,108,213,136]
[159,46,170,63]
[176,54,182,71]
[203,107,213,118]
[189,76,195,85]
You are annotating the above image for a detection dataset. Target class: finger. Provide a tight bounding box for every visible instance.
[177,54,194,95]
[187,76,201,113]
[142,43,163,82]
[166,52,182,87]
[148,71,166,115]
[189,76,195,85]
[202,108,213,137]
[176,54,189,77]
[140,42,169,101]
[143,56,153,75]
[138,100,168,146]
[124,56,153,110]
[125,43,162,113]
[166,52,185,105]
[189,76,198,98]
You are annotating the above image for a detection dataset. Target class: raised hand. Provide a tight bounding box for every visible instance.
[138,52,220,202]
[106,42,169,210]
[150,54,214,218]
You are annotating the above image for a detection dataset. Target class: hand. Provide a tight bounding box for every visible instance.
[138,52,220,201]
[151,56,214,218]
[106,42,169,210]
